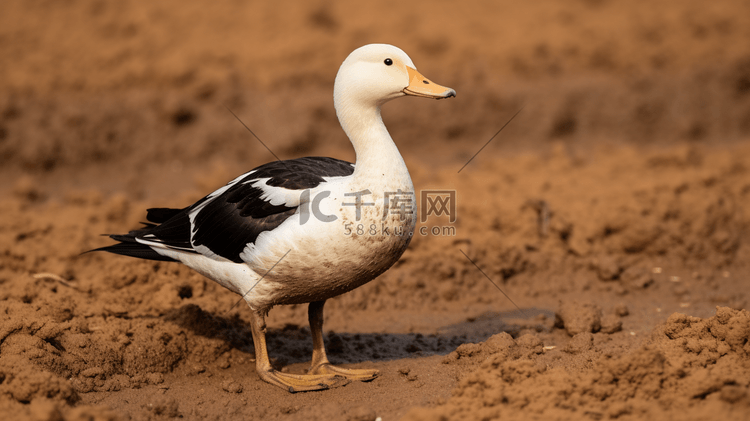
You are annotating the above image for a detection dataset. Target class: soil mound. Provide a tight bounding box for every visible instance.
[405,307,750,420]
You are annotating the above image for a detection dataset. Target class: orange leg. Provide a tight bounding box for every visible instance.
[248,307,349,392]
[307,300,379,381]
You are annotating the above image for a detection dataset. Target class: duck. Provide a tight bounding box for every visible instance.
[94,44,455,392]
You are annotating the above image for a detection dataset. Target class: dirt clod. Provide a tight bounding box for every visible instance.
[555,301,603,336]
[221,380,243,394]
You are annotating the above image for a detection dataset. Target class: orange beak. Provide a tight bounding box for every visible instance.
[403,67,456,99]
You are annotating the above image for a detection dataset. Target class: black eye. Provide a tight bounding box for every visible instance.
[384,58,393,66]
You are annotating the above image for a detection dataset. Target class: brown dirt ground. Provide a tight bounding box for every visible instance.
[1,0,750,420]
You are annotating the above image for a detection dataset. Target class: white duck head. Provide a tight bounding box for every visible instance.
[334,44,455,108]
[333,44,455,172]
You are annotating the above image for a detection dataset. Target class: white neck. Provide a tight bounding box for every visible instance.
[335,97,410,185]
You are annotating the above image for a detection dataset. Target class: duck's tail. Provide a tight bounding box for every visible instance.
[86,207,185,262]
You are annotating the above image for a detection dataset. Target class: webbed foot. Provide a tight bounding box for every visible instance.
[257,368,350,393]
[309,363,379,382]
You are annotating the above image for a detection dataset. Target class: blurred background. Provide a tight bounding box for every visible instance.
[2,1,750,418]
[1,0,749,198]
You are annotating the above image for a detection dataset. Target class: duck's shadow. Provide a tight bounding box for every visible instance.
[164,304,554,366]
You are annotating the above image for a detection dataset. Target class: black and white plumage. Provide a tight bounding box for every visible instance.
[94,44,455,392]
[97,157,355,265]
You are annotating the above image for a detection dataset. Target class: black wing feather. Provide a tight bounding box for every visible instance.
[191,157,354,263]
[94,157,354,264]
[91,235,178,262]
[146,208,183,223]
